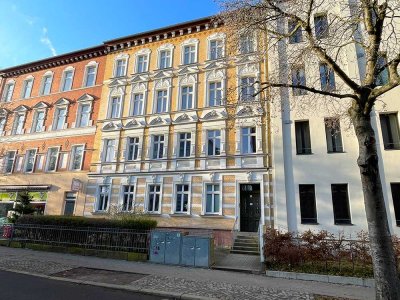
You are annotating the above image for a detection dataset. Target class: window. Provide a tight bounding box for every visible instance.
[0,117,5,135]
[84,65,97,87]
[77,104,91,127]
[64,192,77,216]
[97,185,110,211]
[288,19,302,44]
[209,40,223,60]
[319,63,336,91]
[109,96,122,119]
[131,93,144,116]
[391,183,400,226]
[325,118,343,153]
[183,45,196,65]
[159,50,171,69]
[331,184,351,225]
[122,185,135,211]
[136,55,148,73]
[376,54,389,86]
[314,14,329,39]
[175,184,189,213]
[156,90,168,113]
[115,59,127,77]
[240,77,256,101]
[53,107,67,130]
[70,145,84,170]
[241,127,256,154]
[40,75,52,95]
[208,81,223,106]
[239,34,254,54]
[205,184,220,214]
[299,185,317,224]
[292,66,307,95]
[24,149,37,173]
[380,113,400,150]
[104,139,115,162]
[147,184,161,213]
[126,137,139,161]
[180,86,193,110]
[61,70,73,91]
[22,78,33,99]
[178,133,191,157]
[4,151,16,173]
[207,130,221,156]
[32,110,45,133]
[2,82,14,102]
[12,113,25,135]
[152,135,164,159]
[295,121,312,154]
[46,147,59,172]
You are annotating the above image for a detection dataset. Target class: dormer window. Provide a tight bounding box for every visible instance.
[22,77,34,99]
[2,81,15,102]
[40,72,53,95]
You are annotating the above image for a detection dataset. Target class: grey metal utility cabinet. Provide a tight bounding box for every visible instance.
[150,231,182,265]
[181,236,214,268]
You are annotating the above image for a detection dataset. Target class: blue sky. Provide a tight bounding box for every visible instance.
[0,0,219,69]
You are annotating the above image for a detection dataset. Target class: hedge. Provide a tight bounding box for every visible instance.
[15,215,157,230]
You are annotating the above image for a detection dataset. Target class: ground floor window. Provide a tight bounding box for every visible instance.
[97,185,110,211]
[331,184,351,225]
[64,192,77,216]
[175,184,189,213]
[122,185,135,211]
[205,184,220,214]
[147,185,161,213]
[299,184,317,224]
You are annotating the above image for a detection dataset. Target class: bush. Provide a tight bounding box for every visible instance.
[16,215,157,230]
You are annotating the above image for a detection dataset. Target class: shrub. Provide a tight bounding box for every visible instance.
[15,215,157,230]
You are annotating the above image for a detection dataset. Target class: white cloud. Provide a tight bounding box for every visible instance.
[40,27,57,56]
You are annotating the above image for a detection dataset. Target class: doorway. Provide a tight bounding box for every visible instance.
[239,184,261,232]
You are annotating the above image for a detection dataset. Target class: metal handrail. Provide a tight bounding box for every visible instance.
[231,216,239,249]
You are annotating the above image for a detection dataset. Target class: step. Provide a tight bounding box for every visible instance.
[232,246,259,251]
[235,237,259,243]
[230,250,260,255]
[233,243,259,248]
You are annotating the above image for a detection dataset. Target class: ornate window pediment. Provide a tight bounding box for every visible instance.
[177,65,199,76]
[110,86,125,97]
[108,78,127,87]
[178,74,197,85]
[13,105,30,112]
[148,116,170,126]
[130,74,150,83]
[124,119,145,128]
[0,108,10,115]
[201,109,227,121]
[54,97,72,106]
[154,78,171,90]
[102,122,120,131]
[32,101,50,109]
[236,105,263,117]
[173,112,198,124]
[152,70,174,79]
[77,93,95,102]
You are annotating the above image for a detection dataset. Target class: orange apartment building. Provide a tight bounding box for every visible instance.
[0,46,107,217]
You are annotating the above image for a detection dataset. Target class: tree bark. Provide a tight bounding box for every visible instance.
[350,104,400,300]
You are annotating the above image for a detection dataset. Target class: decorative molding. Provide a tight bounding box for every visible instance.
[54,97,72,106]
[77,93,95,102]
[13,105,30,112]
[102,122,121,132]
[173,112,198,124]
[32,101,50,109]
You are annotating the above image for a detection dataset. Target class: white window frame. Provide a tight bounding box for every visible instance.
[181,39,199,65]
[103,139,116,162]
[154,89,168,113]
[179,85,194,110]
[151,134,165,159]
[2,80,15,102]
[12,112,26,135]
[239,33,256,55]
[0,115,6,136]
[131,93,144,116]
[45,147,60,172]
[241,127,257,154]
[70,144,85,171]
[135,54,149,73]
[60,67,75,92]
[52,106,68,130]
[173,183,191,214]
[113,54,129,77]
[207,81,223,107]
[82,61,98,87]
[39,71,53,96]
[96,184,111,212]
[21,76,34,99]
[177,132,192,158]
[108,95,122,119]
[4,150,17,174]
[31,109,46,133]
[126,137,140,161]
[76,103,92,128]
[146,183,162,213]
[239,76,257,101]
[203,182,222,215]
[24,149,37,173]
[205,69,226,107]
[121,185,135,211]
[207,129,221,156]
[157,43,174,69]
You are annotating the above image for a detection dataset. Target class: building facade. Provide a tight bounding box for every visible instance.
[270,8,400,236]
[0,47,107,217]
[83,18,272,236]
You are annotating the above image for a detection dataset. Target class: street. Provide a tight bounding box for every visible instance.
[0,270,171,300]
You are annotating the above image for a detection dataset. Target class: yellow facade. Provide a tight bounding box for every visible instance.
[83,18,272,233]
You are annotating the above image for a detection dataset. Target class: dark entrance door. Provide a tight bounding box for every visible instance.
[240,184,261,232]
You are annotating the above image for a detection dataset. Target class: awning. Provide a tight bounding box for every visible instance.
[0,185,51,191]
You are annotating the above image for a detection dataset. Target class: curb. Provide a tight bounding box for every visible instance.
[0,267,219,300]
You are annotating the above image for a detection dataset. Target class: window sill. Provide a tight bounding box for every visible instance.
[169,213,191,217]
[301,222,319,225]
[200,214,224,218]
[92,211,108,215]
[383,148,400,151]
[327,151,346,154]
[296,152,313,155]
[334,223,354,226]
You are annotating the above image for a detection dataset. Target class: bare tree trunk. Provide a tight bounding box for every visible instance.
[350,104,400,300]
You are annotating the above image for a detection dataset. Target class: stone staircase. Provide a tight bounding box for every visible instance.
[230,233,260,256]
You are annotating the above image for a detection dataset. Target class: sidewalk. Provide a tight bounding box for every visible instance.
[0,246,373,300]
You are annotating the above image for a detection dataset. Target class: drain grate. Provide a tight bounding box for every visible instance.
[52,267,149,285]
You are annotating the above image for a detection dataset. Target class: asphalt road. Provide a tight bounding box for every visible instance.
[0,270,170,300]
